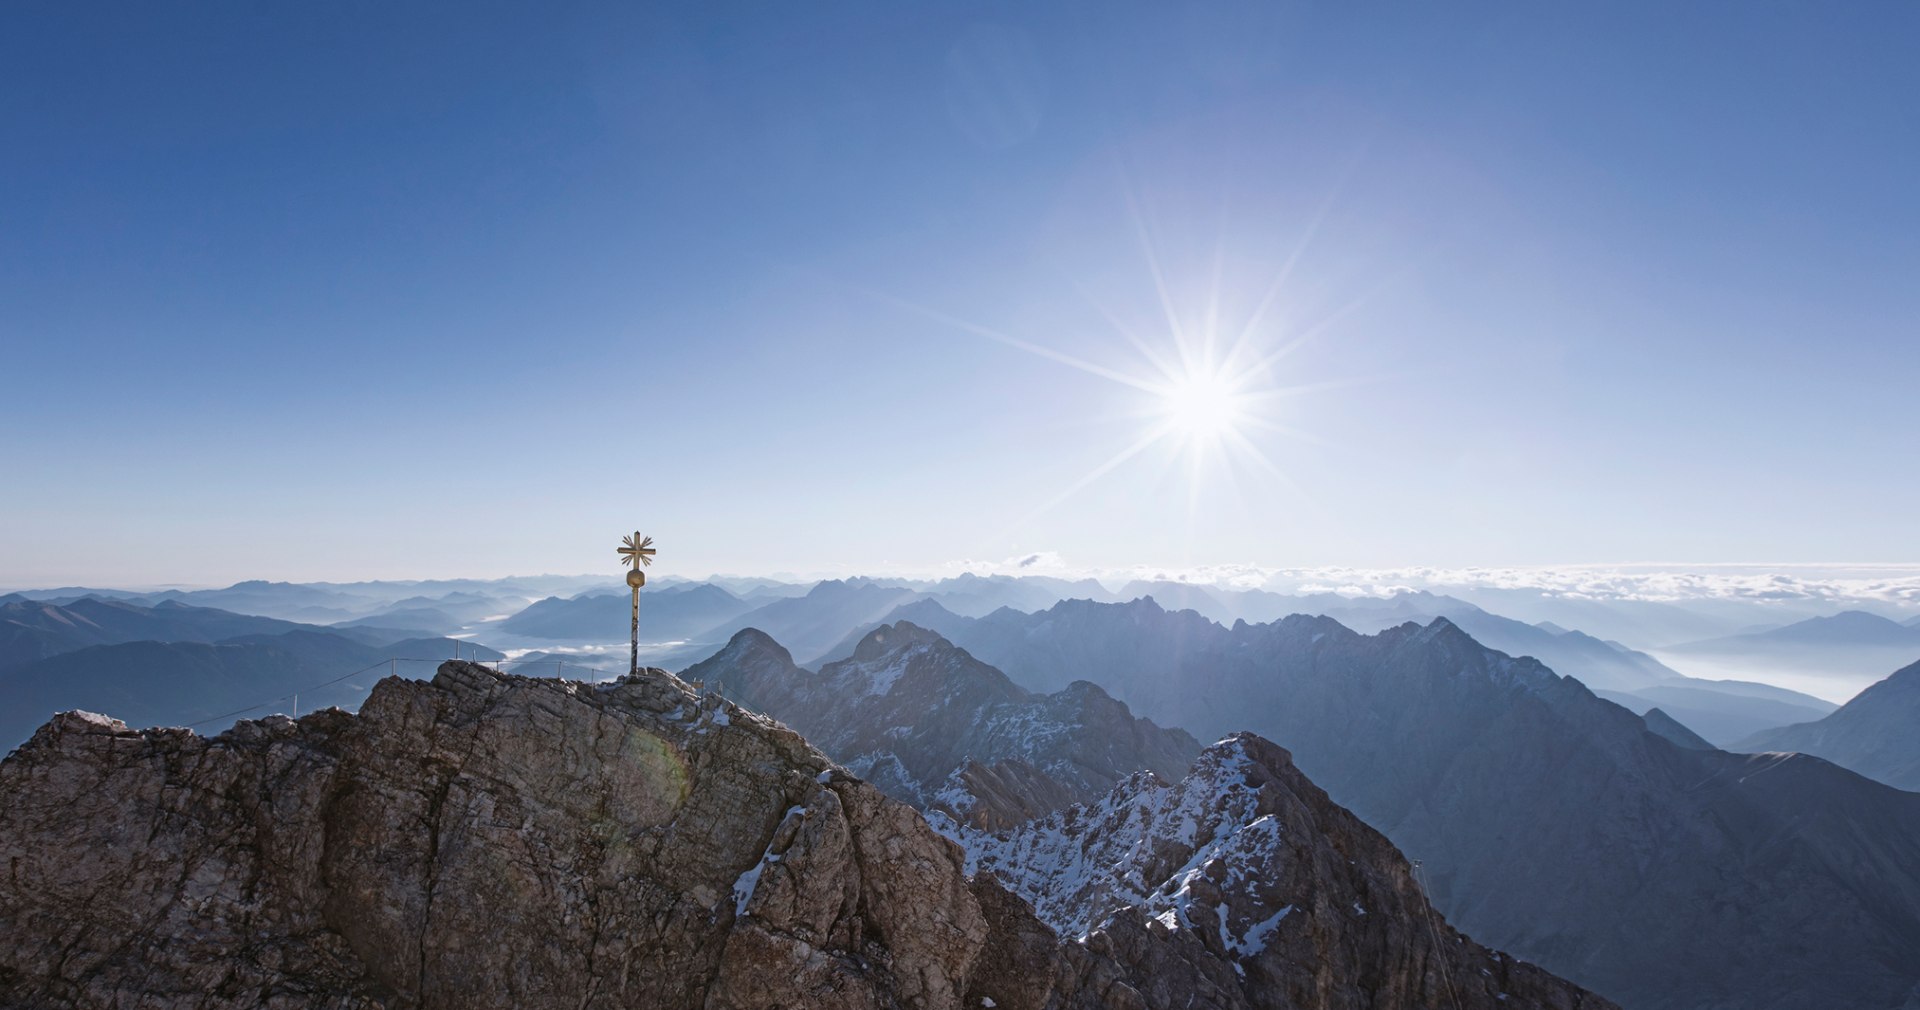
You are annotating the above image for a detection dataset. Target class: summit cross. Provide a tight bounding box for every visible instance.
[617,531,656,676]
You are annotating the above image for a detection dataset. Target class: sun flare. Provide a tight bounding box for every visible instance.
[1159,368,1245,442]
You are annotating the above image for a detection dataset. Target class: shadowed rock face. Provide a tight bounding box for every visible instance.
[0,662,1613,1010]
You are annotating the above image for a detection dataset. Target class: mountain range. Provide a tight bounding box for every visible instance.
[684,622,1200,829]
[0,611,501,750]
[701,578,931,664]
[827,594,1833,745]
[812,599,1920,1010]
[1658,610,1920,698]
[499,582,755,642]
[7,574,1920,1008]
[0,596,310,669]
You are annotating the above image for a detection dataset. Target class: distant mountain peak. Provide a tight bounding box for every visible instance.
[718,625,791,659]
[1642,708,1715,751]
[849,620,948,662]
[1819,609,1907,628]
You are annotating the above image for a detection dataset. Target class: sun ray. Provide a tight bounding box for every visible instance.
[1067,276,1183,379]
[1119,172,1194,374]
[1006,422,1175,533]
[1202,242,1226,369]
[862,285,1164,394]
[1216,153,1366,376]
[1240,415,1339,451]
[1240,372,1397,405]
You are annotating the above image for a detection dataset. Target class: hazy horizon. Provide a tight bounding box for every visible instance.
[13,559,1918,608]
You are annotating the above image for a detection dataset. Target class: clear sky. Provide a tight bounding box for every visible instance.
[3,2,1916,586]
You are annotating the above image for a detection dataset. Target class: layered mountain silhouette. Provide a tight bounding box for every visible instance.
[700,578,929,664]
[684,621,1200,829]
[0,661,1614,1010]
[1735,658,1920,791]
[1,596,313,669]
[831,594,1830,744]
[885,598,1920,1010]
[500,582,753,641]
[1592,678,1834,745]
[1660,610,1920,696]
[0,627,499,750]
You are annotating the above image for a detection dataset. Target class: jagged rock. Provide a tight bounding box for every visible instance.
[0,664,991,1009]
[948,733,1615,1010]
[0,662,1613,1010]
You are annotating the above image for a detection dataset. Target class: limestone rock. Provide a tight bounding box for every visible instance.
[0,663,986,1009]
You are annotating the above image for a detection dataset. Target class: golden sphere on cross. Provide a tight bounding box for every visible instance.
[626,569,646,588]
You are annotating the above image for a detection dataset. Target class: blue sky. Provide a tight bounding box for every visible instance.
[3,2,1916,585]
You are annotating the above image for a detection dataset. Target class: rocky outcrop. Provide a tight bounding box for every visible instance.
[0,663,993,1009]
[683,623,1201,829]
[948,733,1614,1010]
[0,661,1615,1010]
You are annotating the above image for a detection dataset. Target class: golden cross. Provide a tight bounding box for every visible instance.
[618,532,656,569]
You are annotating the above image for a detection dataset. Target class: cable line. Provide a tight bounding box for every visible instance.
[1411,859,1465,1010]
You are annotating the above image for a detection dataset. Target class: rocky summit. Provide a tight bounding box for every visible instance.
[0,661,1613,1010]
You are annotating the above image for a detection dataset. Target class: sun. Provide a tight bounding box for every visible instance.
[863,217,1357,525]
[1159,367,1246,442]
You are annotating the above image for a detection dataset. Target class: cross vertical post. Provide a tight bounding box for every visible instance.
[617,531,656,677]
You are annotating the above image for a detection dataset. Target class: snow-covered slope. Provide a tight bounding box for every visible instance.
[941,733,1619,1008]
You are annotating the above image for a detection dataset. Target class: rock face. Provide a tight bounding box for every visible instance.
[683,623,1201,828]
[0,663,991,1009]
[950,734,1616,1010]
[0,661,1614,1010]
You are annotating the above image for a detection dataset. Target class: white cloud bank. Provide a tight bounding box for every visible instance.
[921,556,1920,610]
